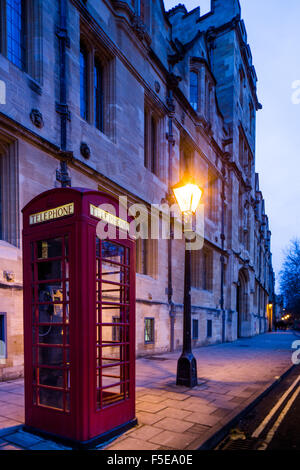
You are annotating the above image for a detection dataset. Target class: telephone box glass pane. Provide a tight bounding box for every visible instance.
[39,389,64,410]
[96,239,130,410]
[37,238,62,259]
[31,236,70,412]
[38,325,64,345]
[37,261,62,280]
[39,368,64,387]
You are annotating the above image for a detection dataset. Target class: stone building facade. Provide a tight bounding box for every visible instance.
[0,0,275,380]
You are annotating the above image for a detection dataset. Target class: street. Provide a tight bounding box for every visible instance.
[0,332,298,450]
[216,363,300,450]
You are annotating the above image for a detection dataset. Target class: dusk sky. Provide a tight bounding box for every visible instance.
[164,0,300,290]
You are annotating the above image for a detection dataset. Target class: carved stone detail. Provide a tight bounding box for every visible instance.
[80,142,91,159]
[30,108,44,129]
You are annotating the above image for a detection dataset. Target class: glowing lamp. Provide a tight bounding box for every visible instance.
[173,180,203,214]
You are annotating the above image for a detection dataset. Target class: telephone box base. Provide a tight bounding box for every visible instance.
[23,418,138,449]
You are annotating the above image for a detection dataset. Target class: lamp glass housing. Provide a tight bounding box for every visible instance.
[173,183,202,214]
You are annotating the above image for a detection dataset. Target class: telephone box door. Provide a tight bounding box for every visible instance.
[89,235,135,436]
[23,224,76,437]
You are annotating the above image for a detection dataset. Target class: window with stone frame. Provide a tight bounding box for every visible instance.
[6,0,26,69]
[0,138,19,247]
[249,101,255,136]
[0,313,7,358]
[136,217,158,278]
[238,191,244,244]
[0,0,42,81]
[239,67,245,107]
[192,318,199,340]
[207,168,218,222]
[189,58,214,123]
[179,137,193,180]
[94,58,104,132]
[144,318,155,344]
[133,0,145,20]
[189,70,199,111]
[207,319,212,338]
[191,247,213,292]
[144,99,163,177]
[79,26,116,140]
[80,41,89,121]
[238,129,245,167]
[239,127,252,176]
[205,77,212,123]
[254,281,259,309]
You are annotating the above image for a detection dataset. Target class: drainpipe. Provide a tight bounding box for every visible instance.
[220,161,226,342]
[165,56,182,351]
[166,74,176,352]
[258,232,262,333]
[56,0,71,187]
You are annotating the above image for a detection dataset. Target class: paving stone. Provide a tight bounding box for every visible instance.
[210,407,232,418]
[243,386,261,394]
[137,389,168,397]
[0,394,24,406]
[107,437,158,451]
[158,446,175,450]
[149,430,198,449]
[155,407,192,421]
[181,396,217,408]
[0,333,296,451]
[136,411,164,425]
[28,441,71,450]
[138,394,168,403]
[136,401,167,413]
[229,396,247,403]
[127,425,163,441]
[209,400,238,410]
[158,398,193,409]
[181,402,218,413]
[153,417,194,433]
[0,444,22,450]
[162,392,190,401]
[187,424,211,434]
[5,431,42,448]
[5,387,24,396]
[183,412,221,427]
[0,420,23,432]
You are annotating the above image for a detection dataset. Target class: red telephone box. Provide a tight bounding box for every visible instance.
[22,188,136,447]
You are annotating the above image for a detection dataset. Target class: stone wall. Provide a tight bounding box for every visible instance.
[0,0,274,379]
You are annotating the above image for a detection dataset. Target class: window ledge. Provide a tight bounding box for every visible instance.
[27,76,42,95]
[136,273,157,281]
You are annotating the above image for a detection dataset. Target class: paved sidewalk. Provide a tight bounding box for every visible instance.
[0,332,298,450]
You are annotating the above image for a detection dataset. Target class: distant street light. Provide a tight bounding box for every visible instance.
[173,177,203,387]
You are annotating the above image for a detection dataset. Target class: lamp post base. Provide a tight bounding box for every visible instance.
[176,351,198,388]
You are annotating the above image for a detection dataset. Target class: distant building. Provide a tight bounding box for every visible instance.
[0,0,275,380]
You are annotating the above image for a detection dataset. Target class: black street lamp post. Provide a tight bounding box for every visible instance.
[172,180,203,388]
[176,225,198,387]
